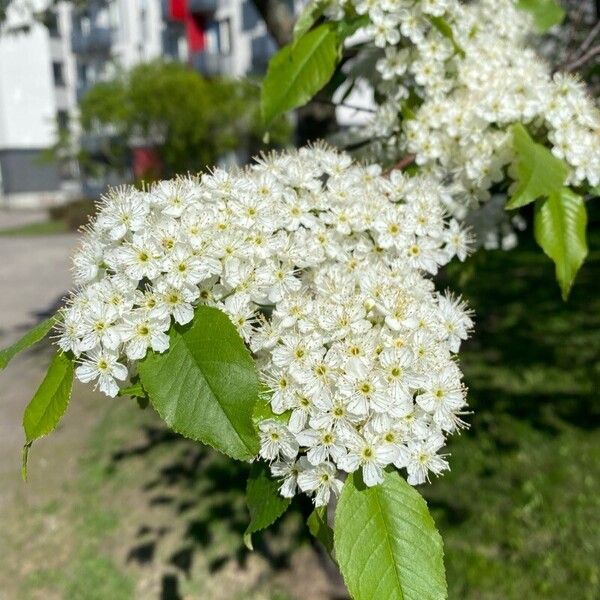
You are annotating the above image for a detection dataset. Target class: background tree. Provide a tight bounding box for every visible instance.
[57,61,290,183]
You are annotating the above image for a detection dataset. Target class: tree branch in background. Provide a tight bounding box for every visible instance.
[250,0,294,48]
[564,44,600,72]
[578,18,600,54]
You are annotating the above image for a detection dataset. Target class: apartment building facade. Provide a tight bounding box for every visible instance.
[0,0,281,207]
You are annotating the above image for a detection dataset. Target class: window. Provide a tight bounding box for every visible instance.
[77,63,88,87]
[52,62,66,87]
[206,18,233,55]
[57,110,70,131]
[47,11,60,38]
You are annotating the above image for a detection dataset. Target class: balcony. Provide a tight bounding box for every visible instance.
[188,0,217,15]
[190,51,233,77]
[71,26,113,54]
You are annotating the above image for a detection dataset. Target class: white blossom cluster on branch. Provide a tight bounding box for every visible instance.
[58,145,472,503]
[329,0,600,215]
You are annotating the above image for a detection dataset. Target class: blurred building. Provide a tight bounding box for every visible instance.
[0,1,79,207]
[0,0,281,207]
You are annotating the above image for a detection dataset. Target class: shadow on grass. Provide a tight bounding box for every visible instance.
[422,204,600,599]
[110,424,333,600]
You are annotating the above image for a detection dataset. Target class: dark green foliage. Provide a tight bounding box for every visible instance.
[431,209,600,598]
[72,61,290,179]
[244,461,291,549]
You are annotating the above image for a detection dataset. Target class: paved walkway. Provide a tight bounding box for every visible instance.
[0,232,80,476]
[0,233,78,346]
[0,208,50,232]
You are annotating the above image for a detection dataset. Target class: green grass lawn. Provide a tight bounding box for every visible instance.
[427,210,600,599]
[5,210,600,599]
[0,219,68,236]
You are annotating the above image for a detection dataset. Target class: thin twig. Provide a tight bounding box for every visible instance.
[564,44,600,72]
[311,98,377,114]
[579,19,600,55]
[383,154,416,175]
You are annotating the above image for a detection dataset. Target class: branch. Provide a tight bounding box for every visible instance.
[384,154,416,175]
[311,97,377,114]
[250,0,294,48]
[563,44,600,72]
[578,19,600,55]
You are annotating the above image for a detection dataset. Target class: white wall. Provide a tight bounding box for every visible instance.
[113,0,164,67]
[0,23,57,148]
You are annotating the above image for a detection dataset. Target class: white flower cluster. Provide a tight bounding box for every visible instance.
[329,0,600,209]
[59,145,472,504]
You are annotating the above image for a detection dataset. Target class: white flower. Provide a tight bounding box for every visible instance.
[271,458,303,498]
[79,302,121,352]
[259,420,299,461]
[338,360,389,416]
[120,313,170,360]
[296,427,347,465]
[325,0,600,242]
[338,429,398,487]
[114,234,161,281]
[400,434,449,485]
[75,349,128,397]
[163,246,220,288]
[155,280,198,325]
[95,188,148,240]
[297,461,343,506]
[59,145,471,502]
[416,367,466,431]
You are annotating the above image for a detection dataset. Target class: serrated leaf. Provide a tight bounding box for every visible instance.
[428,16,465,57]
[243,461,291,550]
[138,306,260,461]
[0,313,60,371]
[334,470,447,600]
[507,123,569,210]
[534,188,588,301]
[22,352,74,479]
[307,506,334,555]
[262,23,341,126]
[516,0,565,31]
[293,0,329,41]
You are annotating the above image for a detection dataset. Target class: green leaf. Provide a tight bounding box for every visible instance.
[534,188,588,301]
[243,461,291,550]
[252,393,290,427]
[0,313,60,371]
[428,16,465,57]
[262,23,341,126]
[334,470,447,600]
[516,0,565,32]
[138,305,260,461]
[117,380,146,399]
[22,352,74,479]
[507,123,569,210]
[118,379,150,408]
[335,14,370,40]
[307,506,334,555]
[293,0,329,41]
